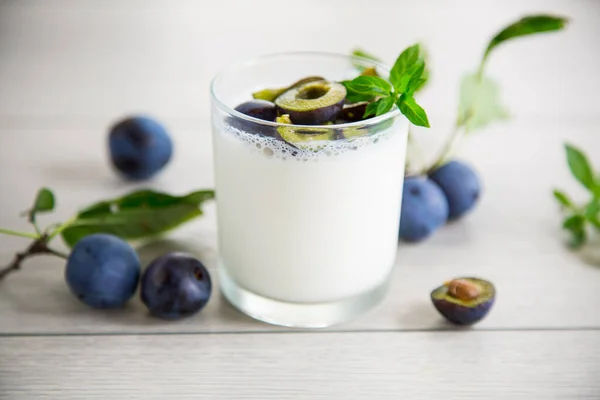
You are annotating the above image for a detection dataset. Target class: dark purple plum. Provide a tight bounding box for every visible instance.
[234,99,277,122]
[431,277,496,325]
[399,177,449,242]
[65,234,140,309]
[428,160,481,220]
[108,116,173,181]
[140,252,212,320]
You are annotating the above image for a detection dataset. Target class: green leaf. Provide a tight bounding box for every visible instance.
[397,94,430,128]
[23,187,55,224]
[457,73,510,133]
[344,91,375,103]
[407,77,427,94]
[584,199,600,219]
[61,189,215,248]
[562,214,587,248]
[483,15,569,63]
[415,46,430,93]
[569,228,586,249]
[364,96,395,118]
[563,214,585,230]
[587,215,600,230]
[363,100,381,118]
[564,143,595,191]
[342,76,392,97]
[376,96,395,116]
[403,61,426,94]
[33,188,55,213]
[390,44,420,90]
[552,189,573,209]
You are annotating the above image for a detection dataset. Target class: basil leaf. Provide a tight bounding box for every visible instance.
[397,94,430,128]
[408,78,427,95]
[402,61,426,94]
[61,189,215,247]
[364,96,396,118]
[376,96,395,116]
[483,15,568,63]
[564,143,595,192]
[552,189,573,209]
[457,73,509,133]
[390,44,420,90]
[363,100,381,118]
[415,46,430,93]
[345,92,376,103]
[342,76,392,97]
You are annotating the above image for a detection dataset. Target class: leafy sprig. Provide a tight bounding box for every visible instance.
[553,144,600,248]
[0,188,215,280]
[343,44,430,128]
[349,14,568,174]
[430,14,568,171]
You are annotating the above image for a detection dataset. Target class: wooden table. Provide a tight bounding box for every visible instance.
[1,0,599,398]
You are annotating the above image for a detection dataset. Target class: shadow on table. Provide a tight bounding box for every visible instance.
[0,237,268,332]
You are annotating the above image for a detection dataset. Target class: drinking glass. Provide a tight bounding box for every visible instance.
[210,52,409,327]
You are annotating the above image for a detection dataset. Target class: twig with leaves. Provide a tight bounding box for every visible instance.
[351,14,569,175]
[553,144,600,248]
[0,188,215,281]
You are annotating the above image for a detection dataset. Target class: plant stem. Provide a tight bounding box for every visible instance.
[423,121,465,174]
[0,235,67,281]
[0,228,39,240]
[405,128,428,176]
[46,248,68,259]
[32,222,43,236]
[47,216,76,240]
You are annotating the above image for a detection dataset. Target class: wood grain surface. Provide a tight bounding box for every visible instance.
[1,0,599,398]
[1,330,599,399]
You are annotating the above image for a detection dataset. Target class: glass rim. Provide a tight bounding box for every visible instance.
[210,51,402,130]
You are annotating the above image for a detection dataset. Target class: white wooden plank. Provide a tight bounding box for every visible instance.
[0,0,597,123]
[1,119,600,334]
[0,330,598,399]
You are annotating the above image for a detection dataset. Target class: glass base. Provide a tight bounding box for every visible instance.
[218,266,391,328]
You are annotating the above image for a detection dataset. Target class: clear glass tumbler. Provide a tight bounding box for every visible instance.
[210,52,409,327]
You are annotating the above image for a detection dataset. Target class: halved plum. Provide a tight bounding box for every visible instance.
[341,101,369,122]
[276,114,335,150]
[228,100,278,138]
[275,80,346,125]
[252,76,325,102]
[234,99,277,122]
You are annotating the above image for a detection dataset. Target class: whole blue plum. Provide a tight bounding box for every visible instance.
[140,252,212,320]
[429,160,481,220]
[108,116,173,180]
[399,177,449,242]
[65,234,140,308]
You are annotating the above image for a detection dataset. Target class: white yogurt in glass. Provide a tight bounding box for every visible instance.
[210,52,409,327]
